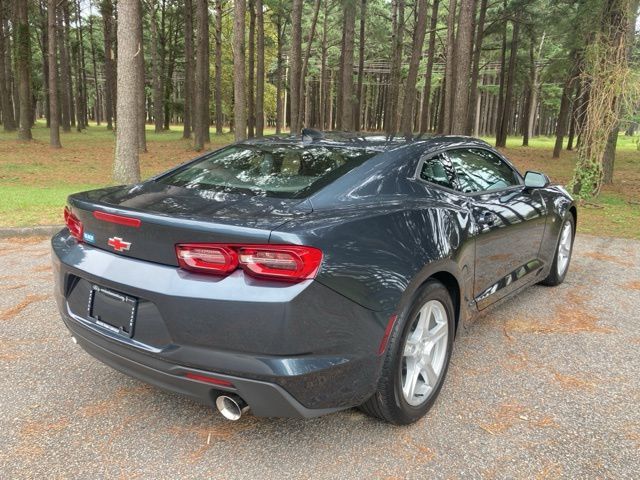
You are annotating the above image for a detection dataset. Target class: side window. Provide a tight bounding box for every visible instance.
[447,148,519,193]
[419,154,455,189]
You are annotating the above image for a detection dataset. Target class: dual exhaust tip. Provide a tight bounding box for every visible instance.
[215,394,249,421]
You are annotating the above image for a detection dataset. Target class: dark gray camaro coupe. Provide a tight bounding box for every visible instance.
[52,131,576,424]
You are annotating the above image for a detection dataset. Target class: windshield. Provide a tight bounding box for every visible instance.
[156,144,377,198]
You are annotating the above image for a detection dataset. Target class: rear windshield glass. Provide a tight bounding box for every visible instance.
[156,144,377,198]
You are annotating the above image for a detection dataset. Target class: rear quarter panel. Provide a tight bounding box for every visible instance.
[270,192,476,330]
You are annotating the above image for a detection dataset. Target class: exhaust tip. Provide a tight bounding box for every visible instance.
[71,336,78,344]
[216,394,248,421]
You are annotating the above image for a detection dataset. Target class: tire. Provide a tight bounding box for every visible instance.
[360,280,455,425]
[540,212,575,287]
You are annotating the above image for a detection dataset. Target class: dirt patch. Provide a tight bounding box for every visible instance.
[505,290,616,335]
[165,417,260,463]
[80,385,152,417]
[0,294,49,321]
[622,281,640,291]
[553,372,596,391]
[32,265,52,273]
[583,251,634,267]
[479,403,558,435]
[15,416,70,457]
[534,462,564,480]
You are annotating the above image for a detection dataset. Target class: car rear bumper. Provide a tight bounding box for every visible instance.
[65,318,343,418]
[52,231,386,417]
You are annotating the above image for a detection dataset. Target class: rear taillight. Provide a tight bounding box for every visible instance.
[176,244,238,274]
[64,206,83,242]
[175,244,323,282]
[238,246,322,280]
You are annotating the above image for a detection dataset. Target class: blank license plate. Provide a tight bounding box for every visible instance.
[88,285,137,337]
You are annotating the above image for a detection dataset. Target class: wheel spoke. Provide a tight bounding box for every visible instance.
[413,303,431,341]
[403,357,421,401]
[427,321,447,346]
[421,361,438,387]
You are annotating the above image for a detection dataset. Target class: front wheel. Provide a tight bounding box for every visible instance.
[541,213,575,287]
[360,280,455,425]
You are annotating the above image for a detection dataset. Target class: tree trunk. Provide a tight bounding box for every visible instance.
[494,7,507,145]
[298,0,321,130]
[0,4,15,132]
[340,0,356,131]
[247,0,255,138]
[419,0,439,133]
[88,5,101,125]
[355,0,366,131]
[73,0,86,131]
[255,0,264,137]
[289,0,302,134]
[450,0,475,134]
[57,5,71,132]
[183,0,194,138]
[466,0,486,135]
[441,0,457,134]
[566,81,581,151]
[571,0,631,197]
[194,0,210,149]
[47,0,61,147]
[528,31,545,142]
[553,53,579,158]
[114,0,141,184]
[151,5,164,133]
[319,1,330,130]
[214,0,223,134]
[136,0,147,152]
[163,20,179,131]
[602,125,619,183]
[100,0,116,130]
[497,16,518,148]
[232,0,246,141]
[385,0,405,134]
[63,2,75,128]
[274,14,283,134]
[14,0,31,139]
[400,0,428,137]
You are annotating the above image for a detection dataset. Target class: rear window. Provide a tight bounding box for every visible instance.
[157,144,377,198]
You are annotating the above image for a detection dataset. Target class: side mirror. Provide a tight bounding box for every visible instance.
[524,171,550,189]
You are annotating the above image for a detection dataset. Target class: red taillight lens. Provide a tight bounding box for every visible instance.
[238,246,322,281]
[176,244,239,274]
[64,206,83,242]
[175,243,323,281]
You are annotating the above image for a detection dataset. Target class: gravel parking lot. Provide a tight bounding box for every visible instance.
[1,234,639,479]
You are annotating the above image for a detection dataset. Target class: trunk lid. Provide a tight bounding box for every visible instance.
[68,182,311,266]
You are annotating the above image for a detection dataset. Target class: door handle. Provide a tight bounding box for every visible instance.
[477,211,497,226]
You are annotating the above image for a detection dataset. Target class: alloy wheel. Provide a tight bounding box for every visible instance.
[401,300,449,407]
[557,220,573,276]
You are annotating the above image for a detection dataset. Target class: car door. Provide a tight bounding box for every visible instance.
[444,147,547,309]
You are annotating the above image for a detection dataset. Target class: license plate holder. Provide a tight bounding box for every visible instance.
[88,285,137,337]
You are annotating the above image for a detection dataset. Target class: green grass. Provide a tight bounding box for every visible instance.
[0,184,96,227]
[1,122,639,238]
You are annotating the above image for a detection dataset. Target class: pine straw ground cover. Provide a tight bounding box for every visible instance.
[1,122,638,238]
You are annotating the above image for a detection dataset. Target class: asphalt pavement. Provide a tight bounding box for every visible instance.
[1,234,639,479]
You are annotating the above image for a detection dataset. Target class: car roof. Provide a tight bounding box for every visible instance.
[239,131,493,153]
